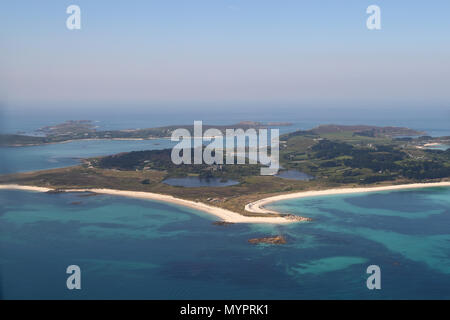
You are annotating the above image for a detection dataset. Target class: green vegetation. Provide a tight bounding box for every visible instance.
[93,148,261,180]
[278,126,450,184]
[0,134,46,146]
[1,123,449,217]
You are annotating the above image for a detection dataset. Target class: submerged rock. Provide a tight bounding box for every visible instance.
[248,235,287,245]
[212,221,234,226]
[46,189,66,194]
[284,214,312,222]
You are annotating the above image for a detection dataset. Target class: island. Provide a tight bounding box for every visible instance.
[0,122,449,224]
[0,120,293,147]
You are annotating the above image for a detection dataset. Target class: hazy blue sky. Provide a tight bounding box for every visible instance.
[1,0,450,109]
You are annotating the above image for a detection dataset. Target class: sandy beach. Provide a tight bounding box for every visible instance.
[2,182,450,224]
[245,182,450,215]
[0,184,292,224]
[0,185,53,192]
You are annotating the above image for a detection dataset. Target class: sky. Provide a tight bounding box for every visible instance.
[1,0,450,110]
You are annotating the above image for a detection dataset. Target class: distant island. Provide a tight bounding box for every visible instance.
[0,120,293,147]
[1,121,449,223]
[3,120,443,148]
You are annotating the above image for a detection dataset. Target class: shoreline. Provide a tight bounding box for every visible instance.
[0,184,292,224]
[2,182,450,224]
[245,182,450,215]
[1,137,173,148]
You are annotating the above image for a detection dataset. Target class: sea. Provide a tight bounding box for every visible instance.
[0,105,449,299]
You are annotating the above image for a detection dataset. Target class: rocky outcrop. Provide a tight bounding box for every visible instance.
[248,235,287,245]
[284,214,312,222]
[212,221,235,226]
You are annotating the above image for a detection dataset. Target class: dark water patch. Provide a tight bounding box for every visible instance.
[275,170,314,181]
[163,176,239,187]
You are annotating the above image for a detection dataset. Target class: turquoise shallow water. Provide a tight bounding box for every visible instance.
[425,144,450,151]
[0,139,175,174]
[1,187,450,299]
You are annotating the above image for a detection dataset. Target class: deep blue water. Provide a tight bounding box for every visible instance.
[2,105,450,137]
[1,187,449,299]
